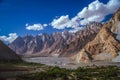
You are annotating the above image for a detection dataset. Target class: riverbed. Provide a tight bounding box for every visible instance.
[23,57,120,69]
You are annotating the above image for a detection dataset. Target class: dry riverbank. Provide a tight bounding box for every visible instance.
[23,57,120,69]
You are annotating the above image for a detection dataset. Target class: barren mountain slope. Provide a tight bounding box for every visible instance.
[75,8,120,63]
[0,40,21,62]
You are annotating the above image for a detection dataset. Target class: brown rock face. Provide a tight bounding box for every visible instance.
[75,8,120,63]
[9,22,102,57]
[60,23,102,56]
[0,40,21,62]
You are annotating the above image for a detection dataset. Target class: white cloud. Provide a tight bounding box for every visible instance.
[43,24,48,27]
[51,15,70,29]
[25,0,120,33]
[51,15,82,33]
[26,23,47,31]
[77,0,120,25]
[51,0,120,30]
[51,15,80,30]
[0,33,18,43]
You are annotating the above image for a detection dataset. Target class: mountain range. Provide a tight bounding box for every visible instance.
[1,8,120,63]
[9,22,102,57]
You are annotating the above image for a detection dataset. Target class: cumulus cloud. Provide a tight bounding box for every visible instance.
[51,15,70,29]
[51,15,80,29]
[26,23,47,31]
[50,0,120,32]
[78,0,120,25]
[0,33,18,43]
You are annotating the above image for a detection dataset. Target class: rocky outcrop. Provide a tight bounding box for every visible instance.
[9,22,102,57]
[0,40,21,62]
[75,8,120,63]
[60,23,102,56]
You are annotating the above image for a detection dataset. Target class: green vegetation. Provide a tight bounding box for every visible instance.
[17,66,120,80]
[0,61,120,80]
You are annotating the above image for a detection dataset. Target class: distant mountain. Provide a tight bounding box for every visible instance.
[9,22,102,57]
[74,8,120,63]
[0,40,21,62]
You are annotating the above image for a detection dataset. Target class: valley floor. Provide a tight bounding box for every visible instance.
[0,57,120,80]
[23,57,120,69]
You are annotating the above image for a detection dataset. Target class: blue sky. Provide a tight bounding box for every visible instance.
[0,0,120,43]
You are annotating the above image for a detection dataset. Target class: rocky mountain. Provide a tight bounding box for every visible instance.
[74,8,120,63]
[9,22,102,57]
[0,40,21,62]
[60,22,102,56]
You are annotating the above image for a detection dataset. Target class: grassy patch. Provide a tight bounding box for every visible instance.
[17,66,120,80]
[0,61,120,80]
